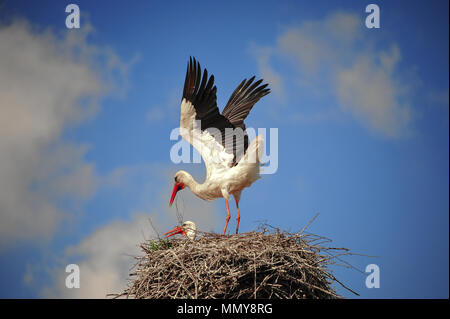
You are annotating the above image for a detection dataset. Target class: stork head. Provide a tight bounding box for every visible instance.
[164,221,197,240]
[169,171,187,206]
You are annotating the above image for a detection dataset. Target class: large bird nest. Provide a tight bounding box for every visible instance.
[112,222,359,299]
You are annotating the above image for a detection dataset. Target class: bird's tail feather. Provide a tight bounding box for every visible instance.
[239,135,264,166]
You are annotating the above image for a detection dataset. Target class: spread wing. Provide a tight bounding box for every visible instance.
[179,57,270,173]
[222,76,270,131]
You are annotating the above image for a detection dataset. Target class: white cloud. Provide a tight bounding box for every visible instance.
[0,20,128,248]
[41,213,153,298]
[146,107,165,123]
[249,45,285,99]
[335,46,412,137]
[277,12,362,73]
[252,11,415,137]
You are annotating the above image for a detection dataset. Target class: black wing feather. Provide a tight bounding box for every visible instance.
[222,76,270,130]
[182,57,270,164]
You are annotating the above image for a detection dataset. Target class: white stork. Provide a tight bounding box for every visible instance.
[164,221,197,241]
[169,57,270,235]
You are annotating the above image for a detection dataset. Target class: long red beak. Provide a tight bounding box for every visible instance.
[164,226,185,238]
[169,182,184,206]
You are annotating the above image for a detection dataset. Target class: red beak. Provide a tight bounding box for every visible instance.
[164,226,185,238]
[169,182,184,206]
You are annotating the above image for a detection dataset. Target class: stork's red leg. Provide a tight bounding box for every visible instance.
[235,199,240,234]
[222,199,231,235]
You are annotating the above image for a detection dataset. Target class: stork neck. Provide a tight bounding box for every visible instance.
[181,172,202,195]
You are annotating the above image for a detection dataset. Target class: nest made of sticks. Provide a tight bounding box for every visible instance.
[113,223,358,299]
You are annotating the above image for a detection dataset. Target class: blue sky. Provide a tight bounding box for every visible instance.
[0,0,448,298]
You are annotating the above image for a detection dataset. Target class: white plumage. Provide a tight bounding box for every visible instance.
[164,221,197,241]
